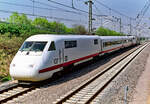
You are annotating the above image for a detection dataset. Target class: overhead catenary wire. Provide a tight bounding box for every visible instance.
[0,0,114,21]
[0,0,137,22]
[29,0,88,16]
[93,2,130,27]
[0,0,141,35]
[94,0,136,20]
[47,0,108,17]
[0,9,87,24]
[76,0,136,33]
[47,0,88,13]
[46,0,136,33]
[0,1,87,16]
[28,0,82,13]
[136,0,150,27]
[93,3,105,16]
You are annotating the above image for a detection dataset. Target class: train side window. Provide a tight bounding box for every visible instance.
[48,41,56,51]
[65,40,77,49]
[124,40,126,43]
[103,42,111,47]
[94,39,98,45]
[103,40,122,47]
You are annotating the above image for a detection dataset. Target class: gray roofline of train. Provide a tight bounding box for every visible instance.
[26,34,135,42]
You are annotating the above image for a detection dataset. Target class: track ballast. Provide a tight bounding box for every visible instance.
[53,43,149,104]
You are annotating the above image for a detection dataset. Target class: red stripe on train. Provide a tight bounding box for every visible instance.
[39,46,123,73]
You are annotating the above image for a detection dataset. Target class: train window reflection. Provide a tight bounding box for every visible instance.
[19,41,47,52]
[65,40,77,49]
[103,40,122,47]
[94,39,98,45]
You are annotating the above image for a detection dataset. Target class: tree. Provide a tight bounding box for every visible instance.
[49,21,68,34]
[95,27,124,36]
[0,23,7,35]
[8,12,31,25]
[72,25,87,35]
[32,17,49,29]
[2,12,94,36]
[96,27,108,36]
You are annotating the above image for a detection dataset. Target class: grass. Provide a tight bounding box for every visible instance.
[0,35,24,82]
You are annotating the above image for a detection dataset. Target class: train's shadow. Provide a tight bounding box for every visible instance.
[32,45,137,88]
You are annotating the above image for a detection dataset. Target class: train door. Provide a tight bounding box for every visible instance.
[47,41,65,66]
[99,39,103,52]
[47,41,60,65]
[58,48,65,64]
[42,41,59,68]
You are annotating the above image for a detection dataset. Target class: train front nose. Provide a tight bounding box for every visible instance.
[10,63,38,81]
[10,56,41,81]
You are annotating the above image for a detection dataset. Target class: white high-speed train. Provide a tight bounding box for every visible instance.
[10,34,137,82]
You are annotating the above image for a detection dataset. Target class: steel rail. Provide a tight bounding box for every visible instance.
[0,84,36,103]
[53,43,149,104]
[0,83,19,94]
[85,43,148,104]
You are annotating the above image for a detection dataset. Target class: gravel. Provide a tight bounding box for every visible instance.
[5,45,149,104]
[92,44,150,104]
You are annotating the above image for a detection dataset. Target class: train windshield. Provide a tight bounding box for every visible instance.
[19,41,47,52]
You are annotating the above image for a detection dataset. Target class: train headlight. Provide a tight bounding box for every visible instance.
[29,64,34,68]
[12,64,16,67]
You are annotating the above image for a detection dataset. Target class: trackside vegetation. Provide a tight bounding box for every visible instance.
[0,12,88,37]
[0,12,124,82]
[0,36,24,82]
[95,27,124,36]
[0,12,123,37]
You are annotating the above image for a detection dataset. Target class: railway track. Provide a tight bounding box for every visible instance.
[53,43,149,104]
[0,43,148,104]
[0,83,36,104]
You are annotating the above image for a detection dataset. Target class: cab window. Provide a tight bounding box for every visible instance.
[19,41,47,52]
[48,41,56,51]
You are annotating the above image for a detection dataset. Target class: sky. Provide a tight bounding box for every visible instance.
[0,0,150,35]
[100,0,148,17]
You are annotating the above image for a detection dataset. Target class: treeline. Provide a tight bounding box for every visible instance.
[0,12,123,37]
[96,27,124,36]
[0,12,87,37]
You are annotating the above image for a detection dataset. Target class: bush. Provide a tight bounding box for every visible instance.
[95,27,124,36]
[0,36,24,79]
[72,25,87,35]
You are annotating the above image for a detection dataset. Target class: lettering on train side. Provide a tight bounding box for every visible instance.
[54,58,59,64]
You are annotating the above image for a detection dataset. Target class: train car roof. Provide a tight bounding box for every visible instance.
[99,36,123,40]
[26,34,135,41]
[26,34,100,41]
[99,36,135,40]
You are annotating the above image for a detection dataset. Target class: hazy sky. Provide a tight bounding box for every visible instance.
[0,0,149,31]
[100,0,149,17]
[0,0,149,18]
